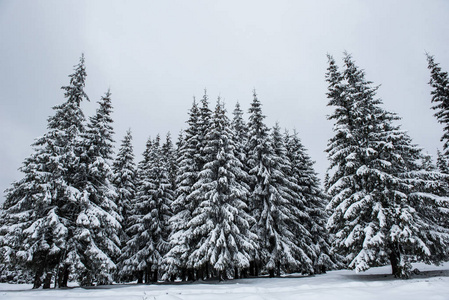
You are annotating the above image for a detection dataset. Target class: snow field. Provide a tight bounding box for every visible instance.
[1,263,448,300]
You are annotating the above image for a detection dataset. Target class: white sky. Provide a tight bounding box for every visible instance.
[1,0,449,202]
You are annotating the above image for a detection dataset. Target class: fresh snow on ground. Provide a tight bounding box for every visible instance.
[1,263,448,300]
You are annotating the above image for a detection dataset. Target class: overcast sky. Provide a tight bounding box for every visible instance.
[1,0,449,202]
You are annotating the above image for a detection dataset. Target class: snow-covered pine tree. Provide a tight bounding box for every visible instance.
[113,129,137,265]
[186,100,256,280]
[1,55,90,288]
[284,129,338,273]
[267,123,315,276]
[246,92,310,277]
[326,53,449,278]
[436,150,449,174]
[245,91,270,276]
[232,102,248,153]
[120,137,153,283]
[163,101,202,281]
[198,91,212,170]
[427,54,449,157]
[75,90,121,285]
[143,135,174,282]
[231,102,252,229]
[162,133,177,193]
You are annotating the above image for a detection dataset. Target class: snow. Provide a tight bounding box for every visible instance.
[1,263,449,300]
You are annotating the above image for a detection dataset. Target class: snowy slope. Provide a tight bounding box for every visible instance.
[1,263,448,300]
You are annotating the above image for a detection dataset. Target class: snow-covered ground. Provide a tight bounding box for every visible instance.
[1,263,448,300]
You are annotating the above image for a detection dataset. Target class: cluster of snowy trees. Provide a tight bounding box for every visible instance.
[0,56,334,288]
[1,52,449,288]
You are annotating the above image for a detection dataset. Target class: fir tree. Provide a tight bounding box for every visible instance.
[267,123,315,276]
[284,129,338,273]
[144,135,174,282]
[246,92,313,276]
[326,53,449,278]
[75,90,121,285]
[245,91,270,276]
[120,138,154,283]
[1,55,89,288]
[187,100,256,280]
[163,101,202,281]
[113,129,137,254]
[426,54,449,156]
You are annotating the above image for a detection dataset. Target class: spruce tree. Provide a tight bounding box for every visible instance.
[187,100,256,280]
[144,135,174,282]
[246,92,313,276]
[1,55,89,288]
[426,54,449,156]
[245,91,270,276]
[326,53,449,278]
[163,101,202,281]
[75,90,121,285]
[120,138,153,283]
[284,129,338,273]
[268,123,315,276]
[113,129,137,257]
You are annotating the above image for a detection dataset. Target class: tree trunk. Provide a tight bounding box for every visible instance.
[152,269,158,283]
[187,268,195,281]
[269,268,275,278]
[390,245,401,277]
[43,272,52,289]
[234,267,239,279]
[241,267,248,278]
[33,268,43,289]
[249,261,254,276]
[136,271,143,284]
[61,267,69,287]
[57,265,69,288]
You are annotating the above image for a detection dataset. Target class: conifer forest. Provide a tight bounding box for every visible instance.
[1,52,449,290]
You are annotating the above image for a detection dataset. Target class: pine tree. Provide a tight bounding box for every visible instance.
[163,101,202,281]
[1,55,90,288]
[246,92,312,276]
[284,129,338,273]
[144,135,174,282]
[162,133,177,193]
[245,91,270,276]
[75,90,121,285]
[113,129,137,258]
[268,123,315,276]
[436,150,449,174]
[426,54,449,156]
[187,100,256,280]
[326,53,449,278]
[120,138,153,283]
[232,102,248,153]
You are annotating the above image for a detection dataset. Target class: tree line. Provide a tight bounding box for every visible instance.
[1,53,449,288]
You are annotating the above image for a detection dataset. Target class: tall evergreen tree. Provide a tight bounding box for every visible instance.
[1,55,90,288]
[268,123,316,276]
[326,53,449,278]
[246,92,314,276]
[427,54,449,157]
[113,129,137,255]
[143,135,174,282]
[245,91,270,276]
[163,101,202,281]
[187,100,256,280]
[284,129,337,273]
[75,90,121,285]
[120,138,153,283]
